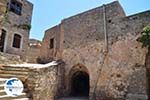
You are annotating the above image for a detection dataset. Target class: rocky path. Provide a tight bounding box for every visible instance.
[58,97,88,100]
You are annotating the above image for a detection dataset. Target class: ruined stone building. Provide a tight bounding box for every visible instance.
[39,1,150,100]
[0,0,33,60]
[0,1,150,100]
[26,39,42,63]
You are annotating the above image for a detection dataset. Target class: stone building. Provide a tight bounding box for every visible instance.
[40,1,150,100]
[26,39,42,63]
[0,0,33,60]
[0,1,149,100]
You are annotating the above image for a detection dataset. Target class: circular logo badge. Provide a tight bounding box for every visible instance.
[4,78,24,97]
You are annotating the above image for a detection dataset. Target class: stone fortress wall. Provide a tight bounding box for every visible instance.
[40,1,150,100]
[0,0,150,100]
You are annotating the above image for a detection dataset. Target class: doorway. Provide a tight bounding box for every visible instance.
[0,29,6,52]
[70,71,89,97]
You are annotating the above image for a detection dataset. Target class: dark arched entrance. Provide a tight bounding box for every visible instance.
[70,71,89,97]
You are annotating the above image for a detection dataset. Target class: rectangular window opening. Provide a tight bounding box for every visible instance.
[9,0,22,15]
[13,34,21,48]
[50,38,54,49]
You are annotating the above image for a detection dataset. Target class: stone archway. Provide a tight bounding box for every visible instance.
[70,71,89,97]
[68,64,90,97]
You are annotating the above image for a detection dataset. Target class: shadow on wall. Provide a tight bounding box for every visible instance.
[146,47,150,100]
[36,57,54,64]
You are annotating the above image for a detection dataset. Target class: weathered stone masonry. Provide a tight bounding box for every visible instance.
[0,61,65,100]
[0,1,149,100]
[0,0,33,60]
[40,1,150,100]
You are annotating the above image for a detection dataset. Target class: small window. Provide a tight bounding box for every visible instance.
[13,34,21,48]
[108,19,112,23]
[9,0,22,15]
[49,38,54,49]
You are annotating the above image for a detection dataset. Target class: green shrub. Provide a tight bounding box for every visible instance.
[14,24,31,30]
[137,25,150,47]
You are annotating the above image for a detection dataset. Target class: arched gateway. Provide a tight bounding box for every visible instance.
[68,64,90,97]
[71,71,89,96]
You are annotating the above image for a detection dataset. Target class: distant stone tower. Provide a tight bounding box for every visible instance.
[0,0,33,60]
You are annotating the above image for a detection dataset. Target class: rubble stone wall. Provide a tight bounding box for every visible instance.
[0,52,22,64]
[0,62,64,100]
[62,1,125,49]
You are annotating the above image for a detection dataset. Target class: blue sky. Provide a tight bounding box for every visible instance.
[28,0,150,41]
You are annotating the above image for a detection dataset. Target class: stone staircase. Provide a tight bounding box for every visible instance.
[0,66,32,100]
[0,62,62,100]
